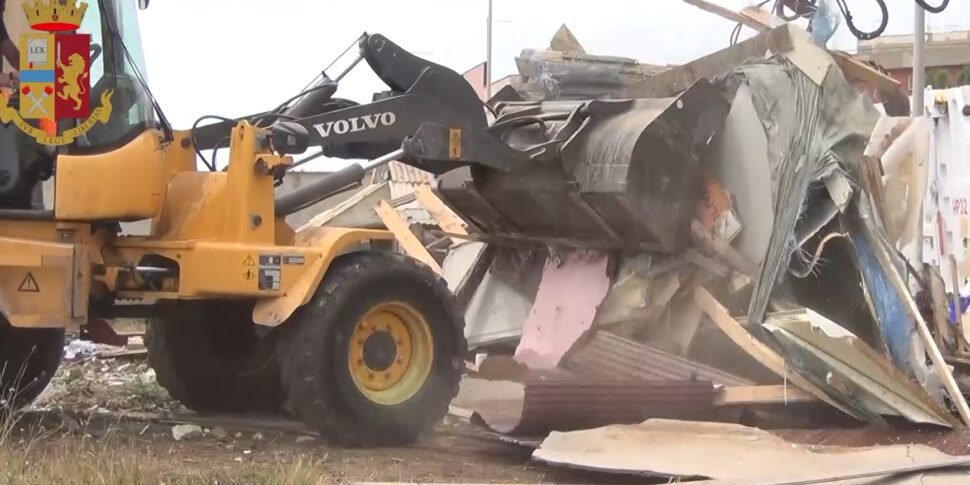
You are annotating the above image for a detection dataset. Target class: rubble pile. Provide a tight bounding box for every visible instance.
[34,336,184,415]
[421,23,970,482]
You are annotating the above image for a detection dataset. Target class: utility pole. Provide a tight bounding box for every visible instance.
[486,0,493,100]
[912,4,925,117]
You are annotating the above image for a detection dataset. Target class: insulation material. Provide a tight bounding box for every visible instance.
[515,251,610,369]
[709,83,773,266]
[695,167,741,243]
[860,116,931,268]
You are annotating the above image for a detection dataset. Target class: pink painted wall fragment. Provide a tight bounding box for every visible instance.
[515,251,611,369]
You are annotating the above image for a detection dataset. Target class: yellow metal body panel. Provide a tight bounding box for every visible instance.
[55,130,167,221]
[252,226,393,326]
[0,221,94,328]
[1,121,400,331]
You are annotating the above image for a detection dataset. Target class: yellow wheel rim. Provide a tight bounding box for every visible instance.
[348,301,434,405]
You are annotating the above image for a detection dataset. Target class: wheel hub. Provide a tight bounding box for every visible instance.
[347,302,434,404]
[362,331,396,371]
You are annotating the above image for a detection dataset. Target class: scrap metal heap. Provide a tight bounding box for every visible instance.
[342,23,970,481]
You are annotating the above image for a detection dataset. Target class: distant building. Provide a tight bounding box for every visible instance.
[855,31,970,94]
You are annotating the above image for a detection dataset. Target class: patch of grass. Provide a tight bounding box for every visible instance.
[0,412,328,485]
[0,434,329,485]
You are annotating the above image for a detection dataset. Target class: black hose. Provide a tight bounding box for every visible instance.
[274,164,367,216]
[835,0,889,41]
[916,0,948,14]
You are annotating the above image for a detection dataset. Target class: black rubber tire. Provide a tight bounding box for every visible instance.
[145,300,284,414]
[0,315,63,411]
[278,250,466,447]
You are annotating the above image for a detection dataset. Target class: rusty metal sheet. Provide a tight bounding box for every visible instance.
[469,377,716,436]
[564,330,754,387]
[775,427,970,457]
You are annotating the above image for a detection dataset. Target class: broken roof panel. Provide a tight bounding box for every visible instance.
[763,308,956,428]
[532,419,970,482]
[563,331,754,387]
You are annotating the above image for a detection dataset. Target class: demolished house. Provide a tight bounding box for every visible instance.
[298,19,970,483]
[424,24,970,482]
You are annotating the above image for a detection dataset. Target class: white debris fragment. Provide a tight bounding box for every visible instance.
[63,340,97,360]
[171,424,203,441]
[252,432,263,441]
[295,435,315,444]
[208,426,228,440]
[138,369,156,386]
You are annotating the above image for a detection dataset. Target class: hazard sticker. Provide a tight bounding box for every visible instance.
[18,272,39,292]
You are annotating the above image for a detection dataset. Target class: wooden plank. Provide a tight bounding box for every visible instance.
[683,0,771,31]
[632,24,794,98]
[693,287,858,418]
[949,255,967,350]
[415,185,470,246]
[298,182,389,231]
[374,199,443,275]
[690,220,759,278]
[715,385,818,406]
[926,264,955,352]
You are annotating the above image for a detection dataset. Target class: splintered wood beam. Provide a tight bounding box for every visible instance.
[693,287,857,419]
[375,199,443,275]
[415,185,471,246]
[715,385,818,406]
[683,0,772,31]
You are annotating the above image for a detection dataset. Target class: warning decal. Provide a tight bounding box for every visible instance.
[18,273,39,292]
[258,253,282,291]
[243,255,256,267]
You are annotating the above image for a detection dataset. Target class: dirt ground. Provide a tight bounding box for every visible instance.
[1,415,551,484]
[4,341,599,484]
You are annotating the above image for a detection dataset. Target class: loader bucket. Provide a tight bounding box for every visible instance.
[437,80,729,251]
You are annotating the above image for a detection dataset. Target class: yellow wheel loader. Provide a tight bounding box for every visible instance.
[0,0,729,445]
[0,0,474,446]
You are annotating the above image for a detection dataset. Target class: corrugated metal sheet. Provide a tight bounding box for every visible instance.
[470,377,716,436]
[564,331,754,387]
[388,161,435,185]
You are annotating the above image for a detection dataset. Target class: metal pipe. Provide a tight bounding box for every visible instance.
[485,0,493,100]
[361,148,405,170]
[912,5,926,117]
[274,148,405,217]
[334,53,364,83]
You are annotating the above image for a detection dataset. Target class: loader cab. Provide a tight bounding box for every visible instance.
[0,0,155,212]
[74,0,155,151]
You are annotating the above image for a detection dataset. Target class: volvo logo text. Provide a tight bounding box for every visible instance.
[313,112,397,138]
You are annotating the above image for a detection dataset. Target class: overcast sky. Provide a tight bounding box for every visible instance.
[135,0,970,170]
